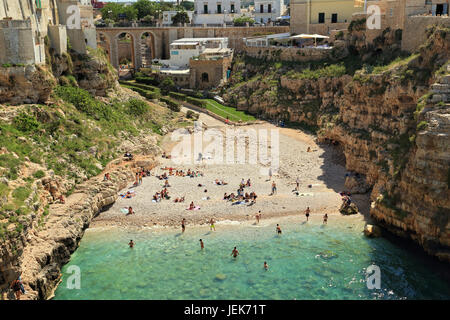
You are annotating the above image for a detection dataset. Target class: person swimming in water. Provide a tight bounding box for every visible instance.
[276,224,282,235]
[128,240,134,248]
[199,239,204,250]
[264,261,269,270]
[231,247,239,258]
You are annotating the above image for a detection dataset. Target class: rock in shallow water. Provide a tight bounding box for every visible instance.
[215,273,227,281]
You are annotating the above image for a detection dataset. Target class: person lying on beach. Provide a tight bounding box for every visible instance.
[124,152,133,161]
[104,173,111,181]
[58,194,65,204]
[125,191,133,198]
[127,206,134,215]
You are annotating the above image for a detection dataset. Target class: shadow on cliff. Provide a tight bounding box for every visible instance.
[314,139,372,221]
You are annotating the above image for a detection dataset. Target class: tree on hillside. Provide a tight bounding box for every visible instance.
[179,1,194,11]
[172,11,190,25]
[101,3,138,22]
[133,0,156,19]
[233,16,255,26]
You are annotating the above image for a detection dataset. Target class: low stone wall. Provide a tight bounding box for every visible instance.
[242,45,332,62]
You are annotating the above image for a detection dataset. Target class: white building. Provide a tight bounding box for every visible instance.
[253,0,286,24]
[162,11,195,25]
[158,37,229,69]
[193,0,242,25]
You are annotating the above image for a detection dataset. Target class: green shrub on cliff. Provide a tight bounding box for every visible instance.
[13,112,40,133]
[286,64,346,80]
[126,99,150,116]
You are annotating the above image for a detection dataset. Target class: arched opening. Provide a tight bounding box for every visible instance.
[96,32,111,63]
[201,72,209,83]
[140,32,155,68]
[116,32,135,76]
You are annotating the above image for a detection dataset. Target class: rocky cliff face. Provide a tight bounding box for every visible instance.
[223,26,450,262]
[0,46,118,105]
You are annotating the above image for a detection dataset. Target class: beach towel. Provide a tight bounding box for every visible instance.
[120,208,129,214]
[186,206,201,210]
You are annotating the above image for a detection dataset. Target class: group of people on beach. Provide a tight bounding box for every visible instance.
[160,166,204,178]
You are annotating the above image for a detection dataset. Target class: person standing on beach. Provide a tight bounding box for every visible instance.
[138,172,143,185]
[268,167,272,181]
[305,207,310,221]
[182,218,186,233]
[255,211,261,224]
[323,214,328,225]
[231,247,239,258]
[271,181,277,195]
[128,240,134,248]
[296,177,300,191]
[199,239,204,250]
[210,218,216,231]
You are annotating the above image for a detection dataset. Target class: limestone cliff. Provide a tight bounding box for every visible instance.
[222,26,450,262]
[0,43,118,105]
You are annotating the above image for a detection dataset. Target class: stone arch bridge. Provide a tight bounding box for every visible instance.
[96,26,289,70]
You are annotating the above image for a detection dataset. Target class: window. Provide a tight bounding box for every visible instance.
[260,4,264,13]
[231,4,235,13]
[201,73,209,82]
[318,13,325,23]
[390,8,393,17]
[204,4,208,14]
[268,4,271,13]
[331,13,337,23]
[217,4,221,13]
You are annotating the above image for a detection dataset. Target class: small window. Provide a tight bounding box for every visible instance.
[331,13,337,23]
[217,4,221,14]
[201,73,209,82]
[260,4,264,13]
[268,4,271,13]
[231,4,235,13]
[318,13,325,23]
[204,4,208,14]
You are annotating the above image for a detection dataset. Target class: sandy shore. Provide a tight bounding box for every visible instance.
[91,108,370,229]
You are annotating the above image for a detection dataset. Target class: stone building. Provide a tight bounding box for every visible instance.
[253,0,287,24]
[189,48,233,89]
[0,0,96,66]
[193,0,242,25]
[290,0,365,34]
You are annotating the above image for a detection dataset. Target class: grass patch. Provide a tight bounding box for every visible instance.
[204,99,256,122]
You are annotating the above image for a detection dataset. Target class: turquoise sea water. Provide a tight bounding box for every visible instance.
[53,218,450,300]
